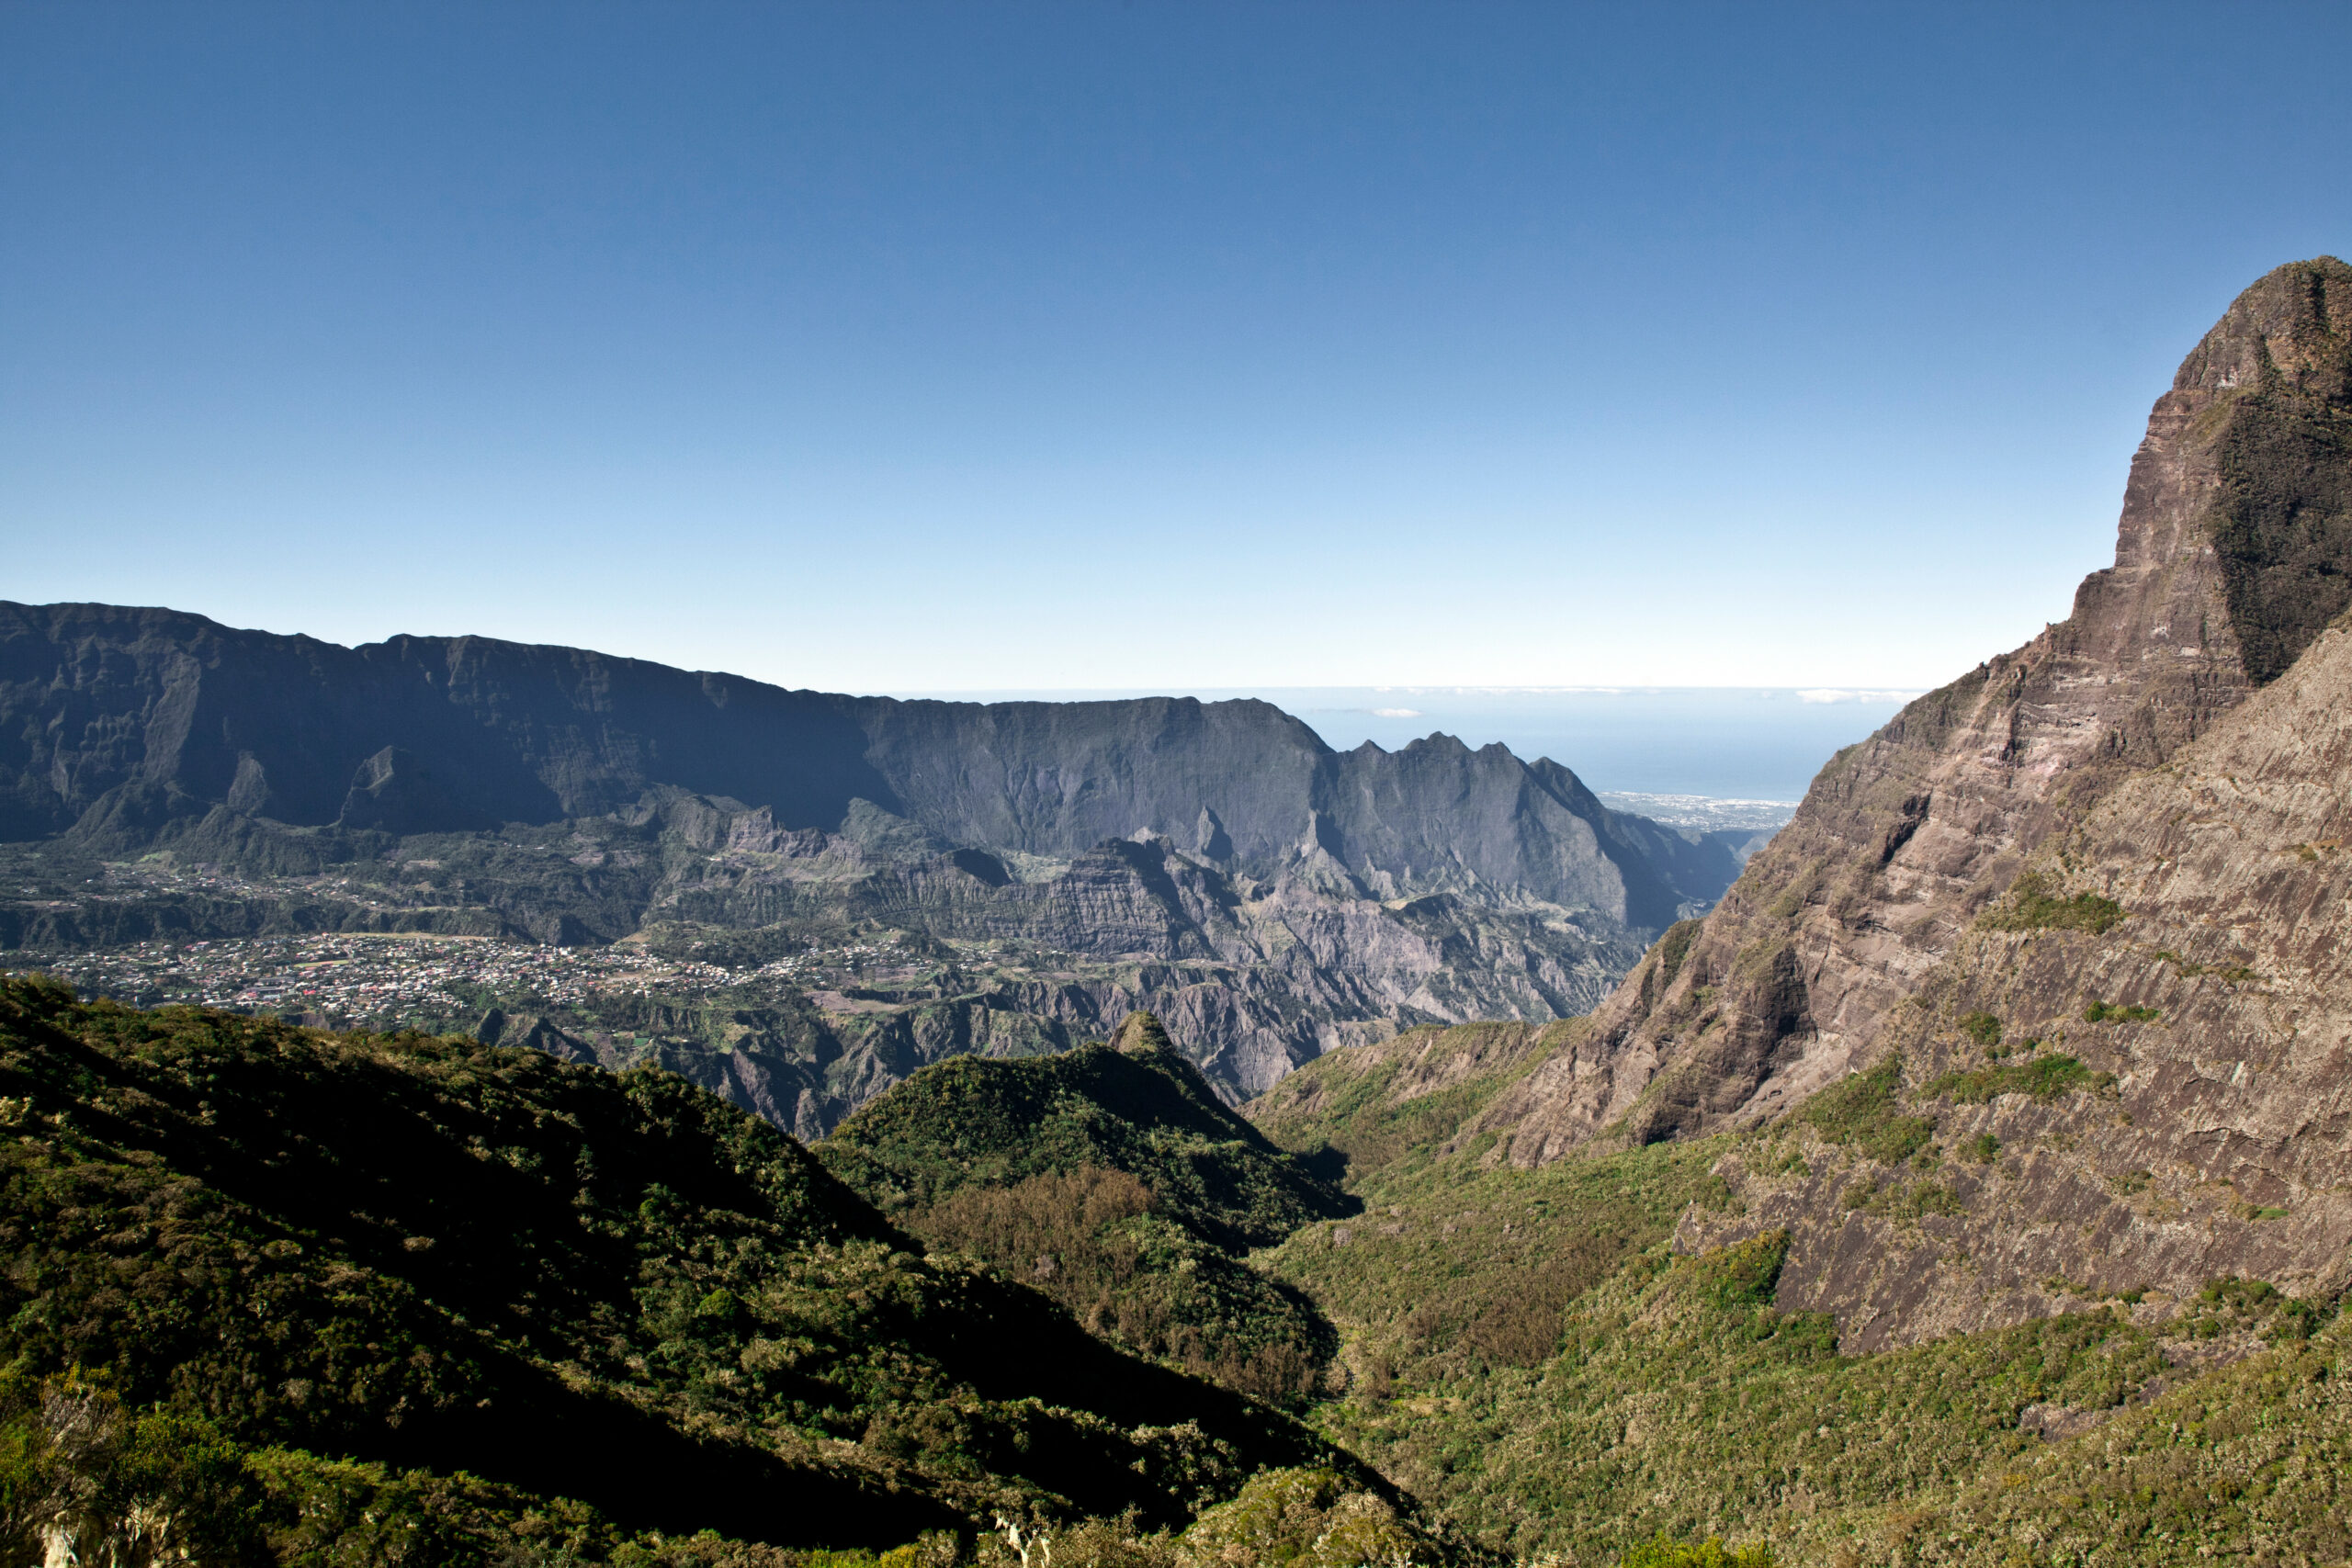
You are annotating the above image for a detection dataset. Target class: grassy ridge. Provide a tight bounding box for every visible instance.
[1246,1021,1572,1182]
[820,1014,1349,1249]
[818,1014,1352,1403]
[0,977,1354,1560]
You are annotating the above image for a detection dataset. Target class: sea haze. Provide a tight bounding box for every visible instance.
[890,687,1919,807]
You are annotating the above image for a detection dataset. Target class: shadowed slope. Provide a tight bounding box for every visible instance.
[0,979,1356,1546]
[820,1012,1356,1402]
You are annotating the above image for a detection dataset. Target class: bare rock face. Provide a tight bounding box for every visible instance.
[648,805,1645,1117]
[1688,612,2352,1348]
[1477,256,2352,1168]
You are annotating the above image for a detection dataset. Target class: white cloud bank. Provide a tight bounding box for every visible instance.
[1796,689,1923,705]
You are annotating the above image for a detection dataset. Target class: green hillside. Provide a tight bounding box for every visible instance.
[0,977,1367,1564]
[1242,1015,2349,1565]
[817,1013,1351,1404]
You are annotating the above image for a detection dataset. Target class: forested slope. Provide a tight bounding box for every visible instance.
[0,977,1364,1562]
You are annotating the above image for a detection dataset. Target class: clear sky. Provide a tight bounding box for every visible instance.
[5,2,2347,694]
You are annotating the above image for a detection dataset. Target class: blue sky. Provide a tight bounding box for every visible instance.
[5,2,2347,694]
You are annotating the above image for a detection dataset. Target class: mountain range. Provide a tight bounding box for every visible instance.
[0,604,1747,1117]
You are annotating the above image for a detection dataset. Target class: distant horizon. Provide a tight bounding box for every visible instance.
[884,682,1912,802]
[887,683,1925,698]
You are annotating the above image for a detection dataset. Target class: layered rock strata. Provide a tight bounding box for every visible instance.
[1685,611,2352,1348]
[1477,256,2352,1166]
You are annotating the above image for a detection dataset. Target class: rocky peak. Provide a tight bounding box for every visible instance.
[1476,257,2352,1164]
[2172,254,2350,400]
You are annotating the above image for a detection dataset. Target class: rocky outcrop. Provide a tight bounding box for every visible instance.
[1477,256,2352,1167]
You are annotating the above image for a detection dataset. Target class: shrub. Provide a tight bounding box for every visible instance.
[2082,999,2159,1023]
[1957,1010,2002,1048]
[1176,1467,1435,1568]
[0,1372,267,1568]
[1978,873,2125,934]
[1657,919,1702,990]
[1798,1056,1935,1164]
[1927,1054,2110,1104]
[1622,1535,1777,1568]
[1681,1232,1789,1313]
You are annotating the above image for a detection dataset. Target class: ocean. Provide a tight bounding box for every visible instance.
[889,685,1920,813]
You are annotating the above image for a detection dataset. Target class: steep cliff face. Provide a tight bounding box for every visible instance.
[0,606,1735,925]
[1477,256,2352,1167]
[1683,611,2352,1349]
[485,815,1651,1126]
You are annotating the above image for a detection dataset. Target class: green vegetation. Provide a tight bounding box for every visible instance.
[820,1015,1347,1248]
[2083,998,2161,1023]
[1251,1029,1731,1387]
[1977,872,2126,934]
[1841,1175,1963,1220]
[817,1015,1348,1403]
[2196,1277,2324,1338]
[1245,1021,1568,1185]
[0,1370,767,1568]
[1269,1173,2175,1560]
[1621,1537,1776,1568]
[0,1371,268,1566]
[1787,1307,2352,1564]
[1176,1466,1446,1568]
[0,1368,1442,1568]
[1956,1010,2001,1047]
[15,971,2347,1565]
[1925,1053,2112,1103]
[2153,948,2260,983]
[1238,1011,2349,1562]
[1637,920,1704,1011]
[1285,1140,1734,1381]
[1798,1055,1936,1163]
[0,977,1358,1561]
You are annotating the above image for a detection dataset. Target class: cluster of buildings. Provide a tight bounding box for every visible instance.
[10,932,952,1031]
